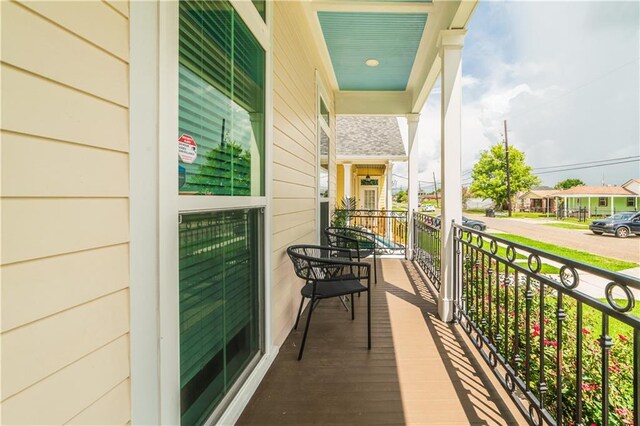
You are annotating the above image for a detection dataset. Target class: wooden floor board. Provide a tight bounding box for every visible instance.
[238,259,526,425]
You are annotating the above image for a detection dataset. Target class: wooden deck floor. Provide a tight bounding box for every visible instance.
[239,259,525,425]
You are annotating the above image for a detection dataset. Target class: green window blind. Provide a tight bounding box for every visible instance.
[179,209,262,425]
[178,0,265,196]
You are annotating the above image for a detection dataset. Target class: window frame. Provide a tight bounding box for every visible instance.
[316,72,332,244]
[598,197,608,207]
[159,1,273,424]
[627,197,635,207]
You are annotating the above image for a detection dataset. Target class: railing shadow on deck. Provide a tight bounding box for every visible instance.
[396,260,522,425]
[239,257,523,425]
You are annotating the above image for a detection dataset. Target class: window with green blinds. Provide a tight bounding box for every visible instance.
[178,0,265,196]
[179,209,262,425]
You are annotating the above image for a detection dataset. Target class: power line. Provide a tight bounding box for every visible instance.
[531,155,640,171]
[536,159,640,175]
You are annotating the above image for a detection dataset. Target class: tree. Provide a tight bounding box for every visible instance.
[470,143,540,210]
[555,178,585,190]
[394,190,407,204]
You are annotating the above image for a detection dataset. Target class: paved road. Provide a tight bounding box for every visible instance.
[467,215,640,264]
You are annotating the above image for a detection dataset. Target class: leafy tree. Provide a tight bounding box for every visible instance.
[470,143,540,209]
[554,178,585,190]
[394,190,408,203]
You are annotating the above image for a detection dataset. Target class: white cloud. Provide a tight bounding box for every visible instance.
[407,1,640,188]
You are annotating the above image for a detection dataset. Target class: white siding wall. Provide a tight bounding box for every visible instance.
[271,1,336,346]
[0,1,131,424]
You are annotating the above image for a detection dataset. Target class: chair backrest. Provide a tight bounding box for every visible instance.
[325,227,376,250]
[286,245,353,282]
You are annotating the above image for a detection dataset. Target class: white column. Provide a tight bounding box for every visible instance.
[343,163,352,200]
[588,197,591,217]
[386,161,394,211]
[438,29,466,322]
[611,196,614,216]
[407,113,420,259]
[386,161,394,241]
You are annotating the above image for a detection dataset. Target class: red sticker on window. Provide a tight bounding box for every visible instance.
[178,134,198,164]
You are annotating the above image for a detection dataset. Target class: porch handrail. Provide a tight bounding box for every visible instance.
[451,223,639,426]
[413,212,442,291]
[333,209,408,255]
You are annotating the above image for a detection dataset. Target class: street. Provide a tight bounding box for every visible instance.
[467,214,640,264]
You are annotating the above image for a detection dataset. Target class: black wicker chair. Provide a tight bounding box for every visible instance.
[287,245,371,360]
[324,226,378,284]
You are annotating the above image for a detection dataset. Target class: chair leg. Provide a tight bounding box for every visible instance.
[294,296,305,330]
[351,293,355,320]
[367,287,371,350]
[373,254,378,284]
[298,297,316,360]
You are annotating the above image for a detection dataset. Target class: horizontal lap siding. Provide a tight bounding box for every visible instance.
[271,1,335,347]
[0,1,130,424]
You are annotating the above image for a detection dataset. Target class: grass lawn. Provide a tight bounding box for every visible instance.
[544,222,590,230]
[496,233,638,272]
[580,300,640,336]
[487,211,551,219]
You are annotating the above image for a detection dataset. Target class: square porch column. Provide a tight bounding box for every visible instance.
[386,161,394,212]
[343,163,352,199]
[407,114,420,259]
[386,161,394,241]
[610,196,614,216]
[438,29,466,322]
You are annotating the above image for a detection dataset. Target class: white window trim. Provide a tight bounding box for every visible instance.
[130,1,276,424]
[316,71,332,243]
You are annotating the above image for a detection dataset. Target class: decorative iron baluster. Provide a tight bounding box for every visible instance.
[601,314,612,426]
[556,293,565,424]
[513,270,521,377]
[525,276,532,391]
[538,281,547,413]
[576,301,583,426]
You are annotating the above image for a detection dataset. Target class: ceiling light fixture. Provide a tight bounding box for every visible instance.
[365,59,379,67]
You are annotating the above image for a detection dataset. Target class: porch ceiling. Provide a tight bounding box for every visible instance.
[303,0,478,115]
[318,12,428,91]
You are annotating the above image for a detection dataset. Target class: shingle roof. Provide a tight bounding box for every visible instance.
[337,116,406,157]
[524,189,558,198]
[558,185,636,196]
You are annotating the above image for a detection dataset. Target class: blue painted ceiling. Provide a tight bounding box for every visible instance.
[318,12,428,91]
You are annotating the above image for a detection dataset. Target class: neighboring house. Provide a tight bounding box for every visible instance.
[336,116,407,210]
[0,1,477,425]
[555,179,640,216]
[517,186,557,213]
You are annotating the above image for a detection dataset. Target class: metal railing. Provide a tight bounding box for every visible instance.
[413,212,442,290]
[333,209,408,255]
[452,224,639,426]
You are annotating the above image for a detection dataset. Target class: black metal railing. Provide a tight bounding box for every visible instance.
[413,212,442,290]
[451,223,640,426]
[333,209,408,255]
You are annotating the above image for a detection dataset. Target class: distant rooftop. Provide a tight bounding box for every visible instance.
[337,116,406,158]
[559,185,637,196]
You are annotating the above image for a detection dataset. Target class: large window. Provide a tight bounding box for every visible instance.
[178,0,265,196]
[179,209,263,425]
[177,1,266,424]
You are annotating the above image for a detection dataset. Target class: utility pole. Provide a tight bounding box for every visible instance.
[433,172,439,207]
[504,120,512,217]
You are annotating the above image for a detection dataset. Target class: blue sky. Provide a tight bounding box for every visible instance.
[398,1,640,191]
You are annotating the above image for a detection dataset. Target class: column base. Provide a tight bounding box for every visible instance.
[438,297,454,322]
